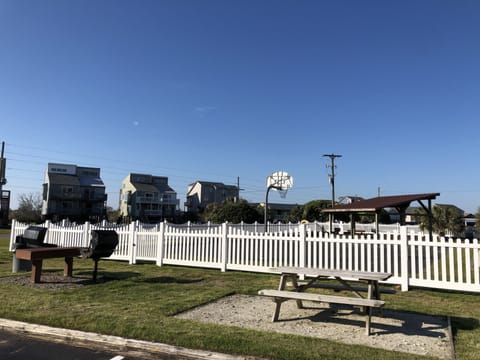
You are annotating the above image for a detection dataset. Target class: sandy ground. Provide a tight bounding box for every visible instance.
[176,294,452,359]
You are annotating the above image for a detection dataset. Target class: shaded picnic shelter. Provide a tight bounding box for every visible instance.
[322,193,440,239]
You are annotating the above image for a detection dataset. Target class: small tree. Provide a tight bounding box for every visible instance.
[106,206,121,223]
[302,200,331,222]
[415,205,464,236]
[13,192,43,224]
[474,208,480,233]
[202,199,263,223]
[285,205,304,223]
[286,200,348,223]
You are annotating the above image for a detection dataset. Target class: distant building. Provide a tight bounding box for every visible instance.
[41,163,107,222]
[119,173,179,222]
[386,206,419,224]
[185,181,239,212]
[338,196,364,204]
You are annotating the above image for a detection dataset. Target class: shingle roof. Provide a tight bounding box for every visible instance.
[322,193,440,213]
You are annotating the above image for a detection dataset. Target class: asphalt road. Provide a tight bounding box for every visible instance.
[0,329,138,360]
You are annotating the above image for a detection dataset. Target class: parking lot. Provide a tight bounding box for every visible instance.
[0,328,134,360]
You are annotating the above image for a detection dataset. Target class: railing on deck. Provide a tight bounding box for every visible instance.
[9,219,480,293]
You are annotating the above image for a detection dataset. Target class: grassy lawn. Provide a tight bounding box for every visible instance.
[0,235,479,360]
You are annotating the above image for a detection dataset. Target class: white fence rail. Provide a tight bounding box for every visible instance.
[9,219,480,293]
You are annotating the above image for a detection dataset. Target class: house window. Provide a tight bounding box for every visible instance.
[62,202,73,209]
[84,189,95,199]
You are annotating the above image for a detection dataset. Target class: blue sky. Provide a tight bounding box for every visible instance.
[1,0,479,213]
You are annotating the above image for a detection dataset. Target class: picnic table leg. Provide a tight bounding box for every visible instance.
[272,274,289,321]
[360,281,373,314]
[373,281,380,300]
[290,275,304,309]
[31,260,43,283]
[64,256,74,277]
[367,280,384,316]
[367,281,374,299]
[272,299,282,321]
[365,306,372,336]
[277,274,288,290]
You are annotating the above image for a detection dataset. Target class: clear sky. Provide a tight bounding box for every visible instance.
[1,0,479,213]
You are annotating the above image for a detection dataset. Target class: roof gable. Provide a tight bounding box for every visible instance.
[323,193,440,213]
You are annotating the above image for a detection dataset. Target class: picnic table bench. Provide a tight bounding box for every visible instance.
[258,267,392,335]
[13,229,119,283]
[14,247,82,283]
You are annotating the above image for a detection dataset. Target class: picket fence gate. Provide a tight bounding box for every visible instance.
[9,219,480,293]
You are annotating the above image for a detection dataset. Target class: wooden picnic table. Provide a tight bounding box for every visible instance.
[15,247,83,283]
[258,267,392,335]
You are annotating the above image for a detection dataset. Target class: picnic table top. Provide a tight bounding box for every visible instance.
[270,266,392,281]
[15,247,83,260]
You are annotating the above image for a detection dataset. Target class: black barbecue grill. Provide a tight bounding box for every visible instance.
[14,226,57,249]
[12,226,58,272]
[81,230,119,281]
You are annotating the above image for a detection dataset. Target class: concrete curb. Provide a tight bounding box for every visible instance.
[0,318,258,360]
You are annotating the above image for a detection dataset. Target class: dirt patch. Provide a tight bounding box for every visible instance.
[176,294,452,359]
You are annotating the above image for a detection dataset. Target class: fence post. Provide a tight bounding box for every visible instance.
[299,222,306,269]
[221,222,228,272]
[59,219,67,247]
[9,219,17,251]
[298,223,307,280]
[474,239,480,285]
[128,221,137,265]
[83,222,91,247]
[44,220,51,243]
[400,226,410,291]
[156,221,165,266]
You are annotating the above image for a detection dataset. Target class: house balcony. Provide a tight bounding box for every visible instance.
[135,196,160,203]
[135,197,177,206]
[143,209,163,216]
[47,193,82,201]
[82,194,108,202]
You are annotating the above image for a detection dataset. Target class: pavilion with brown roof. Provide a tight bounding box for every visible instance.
[322,193,440,238]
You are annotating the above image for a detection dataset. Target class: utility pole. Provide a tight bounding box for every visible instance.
[323,153,342,233]
[236,176,244,203]
[0,142,7,226]
[0,142,6,191]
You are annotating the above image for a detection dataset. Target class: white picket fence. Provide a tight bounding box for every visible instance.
[9,219,480,293]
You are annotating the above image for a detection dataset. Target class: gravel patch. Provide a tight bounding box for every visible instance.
[176,294,452,359]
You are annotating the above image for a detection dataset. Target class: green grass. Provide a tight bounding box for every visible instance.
[1,236,479,360]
